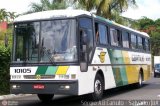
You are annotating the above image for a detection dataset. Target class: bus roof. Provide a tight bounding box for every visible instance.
[14,9,149,37]
[14,10,92,22]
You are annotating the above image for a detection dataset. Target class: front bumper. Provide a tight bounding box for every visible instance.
[10,80,78,95]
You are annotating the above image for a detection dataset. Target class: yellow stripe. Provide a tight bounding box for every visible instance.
[56,66,69,75]
[122,51,138,84]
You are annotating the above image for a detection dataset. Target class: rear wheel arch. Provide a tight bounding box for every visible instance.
[139,67,144,81]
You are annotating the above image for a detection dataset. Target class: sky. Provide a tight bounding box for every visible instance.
[0,0,160,20]
[122,0,160,20]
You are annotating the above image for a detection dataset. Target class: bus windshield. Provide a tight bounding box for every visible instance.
[13,19,77,63]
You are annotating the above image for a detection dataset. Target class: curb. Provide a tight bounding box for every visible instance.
[0,94,32,100]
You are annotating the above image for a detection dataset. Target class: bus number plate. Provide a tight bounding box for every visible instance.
[33,84,45,89]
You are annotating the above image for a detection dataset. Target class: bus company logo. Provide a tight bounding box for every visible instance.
[98,52,106,63]
[15,68,31,73]
[36,75,41,80]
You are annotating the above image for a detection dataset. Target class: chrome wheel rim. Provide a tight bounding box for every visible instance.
[139,75,142,85]
[95,80,102,94]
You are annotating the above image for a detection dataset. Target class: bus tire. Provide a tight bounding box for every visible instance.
[135,72,143,88]
[154,72,157,78]
[89,74,104,101]
[37,94,54,102]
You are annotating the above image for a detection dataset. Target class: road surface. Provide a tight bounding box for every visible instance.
[2,77,160,106]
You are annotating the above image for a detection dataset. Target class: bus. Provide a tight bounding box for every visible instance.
[10,10,151,102]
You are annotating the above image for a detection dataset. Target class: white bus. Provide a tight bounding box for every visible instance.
[10,10,151,102]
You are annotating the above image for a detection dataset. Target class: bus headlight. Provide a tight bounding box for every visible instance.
[60,85,70,90]
[12,84,20,89]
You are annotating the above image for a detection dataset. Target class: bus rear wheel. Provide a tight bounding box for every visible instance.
[135,72,143,88]
[89,74,104,101]
[37,94,54,102]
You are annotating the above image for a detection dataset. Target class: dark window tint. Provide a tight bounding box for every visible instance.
[79,18,93,61]
[131,34,137,49]
[14,22,40,62]
[122,31,129,48]
[110,28,121,46]
[40,19,77,62]
[145,39,150,51]
[98,24,107,45]
[79,18,92,29]
[137,36,143,49]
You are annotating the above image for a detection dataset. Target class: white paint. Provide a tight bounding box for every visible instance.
[14,10,91,22]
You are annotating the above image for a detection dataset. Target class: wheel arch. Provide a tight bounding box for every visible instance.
[140,67,144,81]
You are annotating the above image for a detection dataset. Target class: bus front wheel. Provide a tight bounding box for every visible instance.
[37,94,54,102]
[89,74,104,101]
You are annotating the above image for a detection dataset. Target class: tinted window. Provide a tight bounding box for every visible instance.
[110,28,121,46]
[79,18,93,61]
[14,22,40,62]
[122,31,129,48]
[145,38,150,51]
[155,64,160,68]
[98,24,107,45]
[79,18,92,29]
[137,36,143,49]
[40,19,77,62]
[131,34,137,49]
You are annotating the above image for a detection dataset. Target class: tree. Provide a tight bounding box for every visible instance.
[138,17,154,31]
[0,9,8,22]
[74,0,137,20]
[8,12,17,22]
[28,0,68,13]
[137,17,160,56]
[0,9,17,22]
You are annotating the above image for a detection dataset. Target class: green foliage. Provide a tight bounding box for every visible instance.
[27,0,68,13]
[0,28,12,94]
[138,17,160,56]
[138,17,154,30]
[0,45,11,94]
[0,8,17,22]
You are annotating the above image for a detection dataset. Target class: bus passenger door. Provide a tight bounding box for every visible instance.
[79,17,94,72]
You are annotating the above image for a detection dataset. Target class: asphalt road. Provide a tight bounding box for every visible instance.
[4,77,160,106]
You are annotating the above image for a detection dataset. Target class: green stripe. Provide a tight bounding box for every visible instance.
[108,49,128,86]
[36,66,48,75]
[45,66,58,75]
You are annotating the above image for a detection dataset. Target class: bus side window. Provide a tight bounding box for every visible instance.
[95,23,99,44]
[137,36,143,50]
[131,34,137,49]
[122,31,129,48]
[98,24,108,45]
[110,28,121,46]
[145,38,150,51]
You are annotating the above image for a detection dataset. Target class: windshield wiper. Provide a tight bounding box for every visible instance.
[41,47,55,65]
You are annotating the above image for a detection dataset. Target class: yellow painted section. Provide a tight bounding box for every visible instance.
[56,66,69,75]
[143,65,151,81]
[122,51,138,84]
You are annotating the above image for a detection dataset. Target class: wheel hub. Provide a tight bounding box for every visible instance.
[95,80,102,94]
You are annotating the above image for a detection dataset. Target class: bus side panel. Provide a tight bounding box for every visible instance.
[122,51,151,83]
[122,51,139,84]
[77,66,96,95]
[91,47,117,90]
